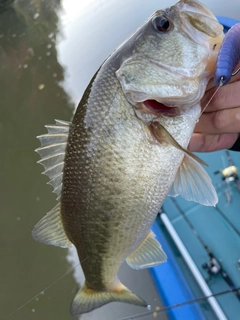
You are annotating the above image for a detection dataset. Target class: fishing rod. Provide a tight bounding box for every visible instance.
[167,198,240,301]
[121,286,240,320]
[214,205,240,238]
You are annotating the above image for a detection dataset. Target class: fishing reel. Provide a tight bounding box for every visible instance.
[202,257,222,282]
[214,151,240,203]
[214,165,239,183]
[214,150,239,183]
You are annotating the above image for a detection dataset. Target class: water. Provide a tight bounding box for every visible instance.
[0,0,239,320]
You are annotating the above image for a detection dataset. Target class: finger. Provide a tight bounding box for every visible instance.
[195,107,240,135]
[188,132,239,152]
[201,80,240,112]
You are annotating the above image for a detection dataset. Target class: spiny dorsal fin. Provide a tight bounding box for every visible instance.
[149,121,207,166]
[35,119,71,199]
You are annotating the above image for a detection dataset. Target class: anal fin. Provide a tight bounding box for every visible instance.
[126,230,167,270]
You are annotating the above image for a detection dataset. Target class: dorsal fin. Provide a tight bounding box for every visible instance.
[35,119,71,200]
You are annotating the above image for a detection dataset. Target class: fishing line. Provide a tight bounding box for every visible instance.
[215,205,240,238]
[1,256,88,320]
[169,198,240,301]
[120,286,240,320]
[196,84,222,123]
[196,64,240,124]
[170,198,209,252]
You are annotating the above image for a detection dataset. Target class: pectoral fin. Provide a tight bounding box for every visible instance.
[149,121,207,166]
[169,154,218,206]
[149,121,217,206]
[126,230,167,270]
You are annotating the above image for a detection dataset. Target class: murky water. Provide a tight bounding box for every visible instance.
[0,0,239,320]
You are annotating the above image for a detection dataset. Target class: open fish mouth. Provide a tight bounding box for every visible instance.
[143,100,178,116]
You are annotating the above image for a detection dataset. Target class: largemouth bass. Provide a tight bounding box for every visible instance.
[33,0,224,316]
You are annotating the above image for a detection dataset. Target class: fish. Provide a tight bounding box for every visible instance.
[33,0,224,316]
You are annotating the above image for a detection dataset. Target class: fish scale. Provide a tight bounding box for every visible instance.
[65,62,176,279]
[62,63,164,282]
[33,0,223,316]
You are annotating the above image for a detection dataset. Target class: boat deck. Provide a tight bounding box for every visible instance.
[152,150,240,320]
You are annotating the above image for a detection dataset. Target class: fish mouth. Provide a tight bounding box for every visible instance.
[142,100,178,116]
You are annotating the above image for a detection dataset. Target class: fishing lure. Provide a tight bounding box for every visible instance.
[214,22,240,86]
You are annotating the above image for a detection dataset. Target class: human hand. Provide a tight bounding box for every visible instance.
[188,62,240,152]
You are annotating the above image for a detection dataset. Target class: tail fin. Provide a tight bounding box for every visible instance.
[70,281,147,316]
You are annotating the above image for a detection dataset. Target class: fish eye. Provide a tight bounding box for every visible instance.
[153,15,172,32]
